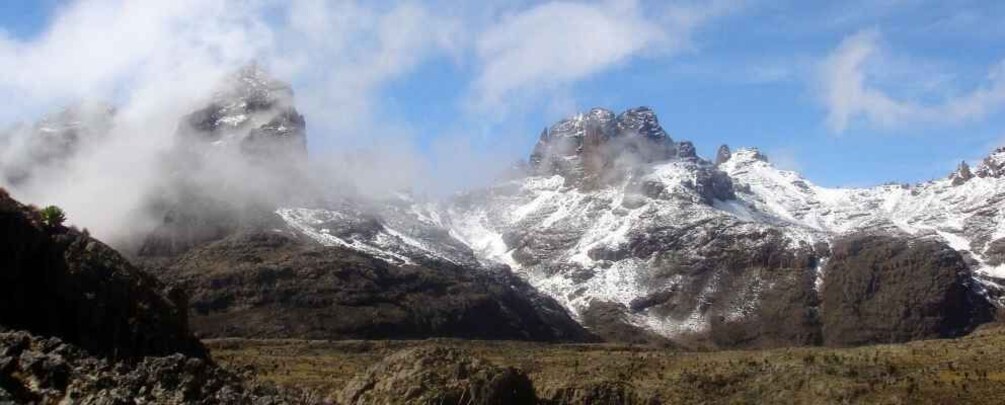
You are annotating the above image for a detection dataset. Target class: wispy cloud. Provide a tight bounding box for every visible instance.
[470,0,742,114]
[818,28,1005,132]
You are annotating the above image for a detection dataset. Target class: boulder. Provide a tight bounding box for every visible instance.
[338,346,536,405]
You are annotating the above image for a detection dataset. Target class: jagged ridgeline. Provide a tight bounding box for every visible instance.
[1,61,1001,349]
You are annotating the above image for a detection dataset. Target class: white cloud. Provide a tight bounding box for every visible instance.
[470,0,740,113]
[277,0,462,143]
[0,0,465,243]
[818,28,1005,132]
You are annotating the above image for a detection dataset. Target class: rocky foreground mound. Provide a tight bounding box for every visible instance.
[338,346,536,405]
[0,330,291,404]
[0,191,301,403]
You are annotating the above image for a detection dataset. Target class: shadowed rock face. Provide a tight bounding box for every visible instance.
[821,234,995,346]
[0,192,205,360]
[160,230,596,342]
[339,346,537,405]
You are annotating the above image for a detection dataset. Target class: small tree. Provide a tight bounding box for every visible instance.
[40,205,66,228]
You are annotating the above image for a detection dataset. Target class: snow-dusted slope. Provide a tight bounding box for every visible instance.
[278,108,1002,343]
[721,147,1005,280]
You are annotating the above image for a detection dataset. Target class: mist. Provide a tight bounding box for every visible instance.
[0,0,503,248]
[0,0,718,249]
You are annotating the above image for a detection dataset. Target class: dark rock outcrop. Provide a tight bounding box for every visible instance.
[821,233,995,346]
[0,330,291,404]
[630,224,822,348]
[0,193,205,359]
[950,161,974,185]
[715,144,732,165]
[177,63,306,161]
[338,346,536,405]
[974,147,1005,178]
[529,107,680,187]
[160,230,596,342]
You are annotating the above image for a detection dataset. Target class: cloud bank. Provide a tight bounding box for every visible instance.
[0,0,737,245]
[819,29,1005,132]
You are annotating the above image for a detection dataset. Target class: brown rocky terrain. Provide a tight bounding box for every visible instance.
[209,322,1005,404]
[821,233,995,346]
[157,229,596,342]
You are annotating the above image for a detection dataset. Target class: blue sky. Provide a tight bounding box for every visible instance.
[2,0,1005,189]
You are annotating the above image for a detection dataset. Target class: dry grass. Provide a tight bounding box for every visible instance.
[207,323,1005,404]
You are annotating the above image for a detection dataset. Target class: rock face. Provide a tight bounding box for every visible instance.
[338,346,536,405]
[160,230,595,342]
[714,144,732,166]
[529,107,683,188]
[0,192,204,359]
[177,63,306,161]
[821,234,994,346]
[950,161,974,185]
[974,147,1005,178]
[432,107,1000,348]
[0,330,290,404]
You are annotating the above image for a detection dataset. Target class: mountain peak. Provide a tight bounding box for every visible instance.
[949,161,974,185]
[729,147,769,164]
[974,147,1005,179]
[529,106,680,186]
[715,144,732,165]
[180,64,306,159]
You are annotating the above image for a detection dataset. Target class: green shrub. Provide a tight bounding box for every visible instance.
[40,205,67,228]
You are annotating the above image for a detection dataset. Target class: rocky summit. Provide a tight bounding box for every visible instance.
[139,64,311,259]
[278,106,1001,347]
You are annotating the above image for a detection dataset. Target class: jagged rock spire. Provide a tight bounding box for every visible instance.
[678,141,697,159]
[715,144,732,165]
[975,147,1005,179]
[949,161,973,186]
[528,106,680,185]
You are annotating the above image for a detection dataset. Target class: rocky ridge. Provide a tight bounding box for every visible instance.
[274,106,1000,347]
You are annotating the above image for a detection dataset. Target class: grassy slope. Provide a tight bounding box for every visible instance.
[207,323,1005,404]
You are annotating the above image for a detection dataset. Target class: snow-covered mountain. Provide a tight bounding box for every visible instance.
[719,146,1005,281]
[7,63,993,347]
[278,107,1001,346]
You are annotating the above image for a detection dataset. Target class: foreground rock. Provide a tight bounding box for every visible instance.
[338,346,536,405]
[0,191,204,359]
[160,230,596,342]
[0,330,291,404]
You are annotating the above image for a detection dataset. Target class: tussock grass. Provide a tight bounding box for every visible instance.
[207,324,1005,404]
